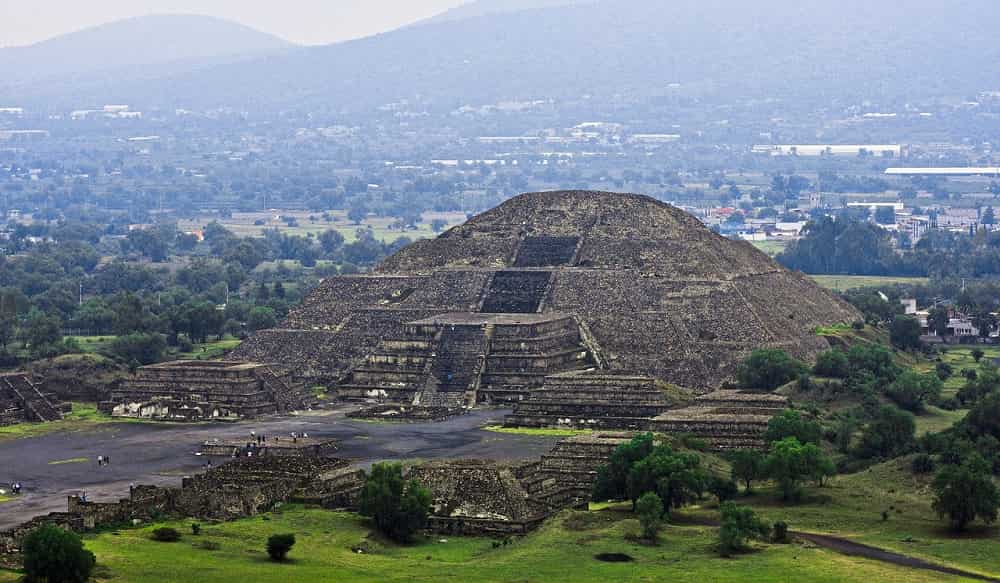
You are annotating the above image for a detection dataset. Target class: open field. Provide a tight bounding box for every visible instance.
[0,505,959,583]
[174,338,243,360]
[751,240,789,257]
[809,275,930,291]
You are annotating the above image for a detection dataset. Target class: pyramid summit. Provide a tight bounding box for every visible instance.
[234,191,858,404]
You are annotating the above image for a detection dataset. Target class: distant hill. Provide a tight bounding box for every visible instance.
[418,0,589,25]
[0,14,294,84]
[7,0,1000,111]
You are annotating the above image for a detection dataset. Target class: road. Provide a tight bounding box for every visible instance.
[0,408,560,529]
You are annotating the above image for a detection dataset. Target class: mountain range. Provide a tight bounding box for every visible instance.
[3,0,999,112]
[0,14,294,86]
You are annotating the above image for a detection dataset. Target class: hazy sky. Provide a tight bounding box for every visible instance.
[0,0,467,47]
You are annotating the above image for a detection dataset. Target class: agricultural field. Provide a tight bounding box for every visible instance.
[912,345,1000,398]
[809,275,930,291]
[0,505,960,583]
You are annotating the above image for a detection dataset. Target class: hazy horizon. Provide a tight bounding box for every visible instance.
[0,0,467,47]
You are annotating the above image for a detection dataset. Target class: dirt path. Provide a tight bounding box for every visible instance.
[792,532,998,582]
[675,514,996,581]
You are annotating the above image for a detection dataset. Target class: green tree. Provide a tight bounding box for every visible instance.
[718,502,770,556]
[266,533,296,561]
[626,446,707,516]
[927,307,950,337]
[593,433,655,504]
[972,348,986,362]
[21,308,62,349]
[857,405,915,459]
[728,450,765,493]
[636,492,664,541]
[890,315,923,350]
[22,524,96,583]
[247,307,277,332]
[764,437,831,501]
[358,463,432,543]
[736,349,807,391]
[765,410,822,445]
[885,371,942,413]
[813,350,849,378]
[708,477,739,504]
[932,454,999,532]
[318,229,346,254]
[106,333,166,365]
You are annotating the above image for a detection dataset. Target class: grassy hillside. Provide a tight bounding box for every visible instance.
[0,505,962,583]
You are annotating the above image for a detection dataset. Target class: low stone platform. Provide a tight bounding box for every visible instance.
[106,360,307,421]
[346,404,466,422]
[199,436,339,458]
[503,371,675,430]
[651,390,787,450]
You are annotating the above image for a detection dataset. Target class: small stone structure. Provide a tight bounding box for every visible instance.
[104,360,307,421]
[504,371,676,429]
[0,373,64,426]
[199,436,339,458]
[651,390,788,450]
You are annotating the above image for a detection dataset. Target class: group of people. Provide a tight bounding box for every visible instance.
[7,481,22,495]
[96,455,112,467]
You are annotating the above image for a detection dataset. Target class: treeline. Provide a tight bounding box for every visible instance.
[0,219,410,366]
[778,216,1000,278]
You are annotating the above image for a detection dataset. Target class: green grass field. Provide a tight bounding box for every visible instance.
[0,505,960,583]
[751,240,789,257]
[683,457,999,579]
[809,275,930,291]
[912,345,1000,398]
[481,425,593,438]
[174,338,243,360]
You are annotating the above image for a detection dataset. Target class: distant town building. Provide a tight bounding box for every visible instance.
[752,144,901,157]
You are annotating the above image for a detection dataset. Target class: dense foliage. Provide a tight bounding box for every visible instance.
[22,524,96,583]
[735,350,807,391]
[358,463,433,543]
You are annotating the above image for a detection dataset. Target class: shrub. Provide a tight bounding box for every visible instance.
[972,348,985,362]
[359,463,432,543]
[636,492,664,541]
[772,520,790,543]
[266,533,296,561]
[936,362,954,381]
[736,349,808,391]
[911,454,936,474]
[191,523,201,535]
[718,502,770,556]
[708,477,739,504]
[22,524,96,583]
[151,527,181,542]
